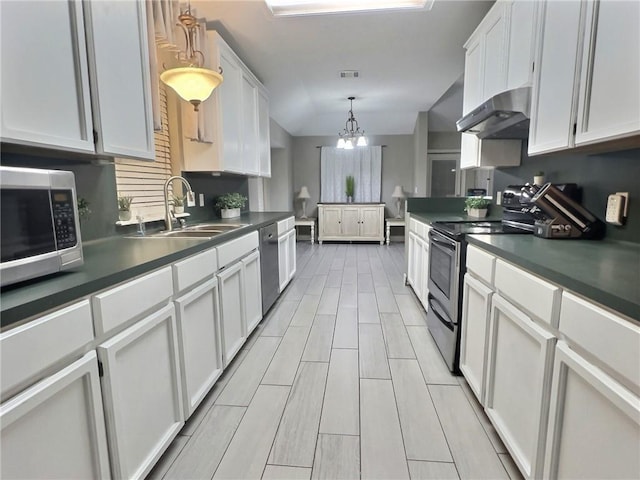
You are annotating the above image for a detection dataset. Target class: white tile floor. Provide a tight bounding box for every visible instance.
[147,243,523,480]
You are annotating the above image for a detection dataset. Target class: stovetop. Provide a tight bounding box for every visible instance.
[432,220,532,239]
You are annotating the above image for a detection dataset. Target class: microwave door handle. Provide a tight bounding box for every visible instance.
[430,237,456,251]
[428,296,455,332]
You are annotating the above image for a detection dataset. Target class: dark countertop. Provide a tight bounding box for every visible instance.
[0,212,292,330]
[466,235,640,322]
[410,211,505,224]
[408,211,639,321]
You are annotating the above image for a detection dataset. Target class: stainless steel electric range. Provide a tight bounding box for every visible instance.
[426,220,531,373]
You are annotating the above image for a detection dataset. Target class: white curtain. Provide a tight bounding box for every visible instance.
[320,146,382,203]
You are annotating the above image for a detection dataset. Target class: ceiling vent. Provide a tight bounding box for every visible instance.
[340,70,360,79]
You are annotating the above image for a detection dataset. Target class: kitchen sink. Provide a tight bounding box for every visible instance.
[185,223,248,231]
[127,223,247,240]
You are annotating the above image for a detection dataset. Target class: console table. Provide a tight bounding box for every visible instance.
[385,218,406,245]
[317,204,385,244]
[294,218,316,244]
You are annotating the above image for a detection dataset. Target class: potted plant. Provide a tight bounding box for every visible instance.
[118,195,133,221]
[215,192,247,218]
[172,194,186,214]
[345,175,355,202]
[465,197,491,218]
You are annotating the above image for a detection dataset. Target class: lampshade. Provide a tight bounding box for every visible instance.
[344,138,354,150]
[356,135,368,147]
[392,185,405,198]
[336,138,346,148]
[161,67,223,111]
[298,186,310,199]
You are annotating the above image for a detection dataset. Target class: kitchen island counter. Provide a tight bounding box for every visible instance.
[1,212,292,330]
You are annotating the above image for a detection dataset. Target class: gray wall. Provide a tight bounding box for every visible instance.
[265,119,294,211]
[429,132,462,151]
[413,112,429,196]
[494,146,640,242]
[291,134,415,218]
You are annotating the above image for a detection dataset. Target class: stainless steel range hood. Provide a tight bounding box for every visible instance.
[456,86,531,139]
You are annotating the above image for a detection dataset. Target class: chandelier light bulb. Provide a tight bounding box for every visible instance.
[357,135,367,147]
[344,138,354,150]
[337,137,346,149]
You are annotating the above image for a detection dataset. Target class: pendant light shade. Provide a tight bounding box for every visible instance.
[160,8,223,111]
[161,67,223,111]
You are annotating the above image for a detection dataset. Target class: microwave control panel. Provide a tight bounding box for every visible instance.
[51,190,77,249]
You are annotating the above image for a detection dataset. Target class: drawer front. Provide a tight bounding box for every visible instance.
[92,267,174,336]
[560,291,640,390]
[466,245,496,286]
[494,259,561,326]
[1,300,94,399]
[173,247,217,293]
[217,231,259,269]
[277,216,295,236]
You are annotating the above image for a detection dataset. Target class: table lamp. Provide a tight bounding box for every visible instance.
[298,186,311,219]
[392,185,405,218]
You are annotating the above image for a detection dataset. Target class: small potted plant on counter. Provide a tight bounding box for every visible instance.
[345,175,355,203]
[216,192,247,218]
[172,194,186,214]
[465,197,490,218]
[118,195,133,221]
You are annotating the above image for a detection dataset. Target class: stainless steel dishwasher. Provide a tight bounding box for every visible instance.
[259,223,280,315]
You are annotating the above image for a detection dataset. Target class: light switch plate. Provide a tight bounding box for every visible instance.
[606,192,628,225]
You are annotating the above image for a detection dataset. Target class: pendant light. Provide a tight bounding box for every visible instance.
[337,97,367,149]
[160,7,223,111]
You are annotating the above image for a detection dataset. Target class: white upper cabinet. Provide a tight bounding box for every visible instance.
[182,31,271,177]
[574,0,640,146]
[505,0,538,90]
[529,0,640,155]
[241,74,260,175]
[1,0,155,161]
[258,89,271,177]
[84,0,155,160]
[528,0,583,155]
[462,36,485,115]
[0,0,95,154]
[481,3,508,100]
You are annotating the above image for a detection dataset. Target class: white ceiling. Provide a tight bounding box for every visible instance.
[193,0,493,136]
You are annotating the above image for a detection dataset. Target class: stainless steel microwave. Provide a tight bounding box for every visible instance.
[1,166,83,287]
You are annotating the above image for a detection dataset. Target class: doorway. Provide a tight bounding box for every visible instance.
[429,152,460,197]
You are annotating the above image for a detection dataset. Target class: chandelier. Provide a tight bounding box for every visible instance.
[160,7,223,111]
[337,97,367,149]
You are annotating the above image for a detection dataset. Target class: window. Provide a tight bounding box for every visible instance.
[114,86,174,221]
[320,146,382,203]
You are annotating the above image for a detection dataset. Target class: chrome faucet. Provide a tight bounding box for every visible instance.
[164,176,195,231]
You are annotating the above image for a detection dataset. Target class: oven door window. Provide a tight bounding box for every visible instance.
[1,189,56,262]
[429,241,454,299]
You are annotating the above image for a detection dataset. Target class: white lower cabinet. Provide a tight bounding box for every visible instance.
[98,303,184,480]
[218,261,247,366]
[174,278,223,418]
[0,351,110,479]
[459,274,493,405]
[544,342,640,479]
[407,232,421,297]
[407,221,430,312]
[242,250,263,334]
[485,294,556,479]
[278,228,296,292]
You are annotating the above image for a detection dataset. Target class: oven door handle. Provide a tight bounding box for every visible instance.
[430,237,457,251]
[428,295,455,331]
